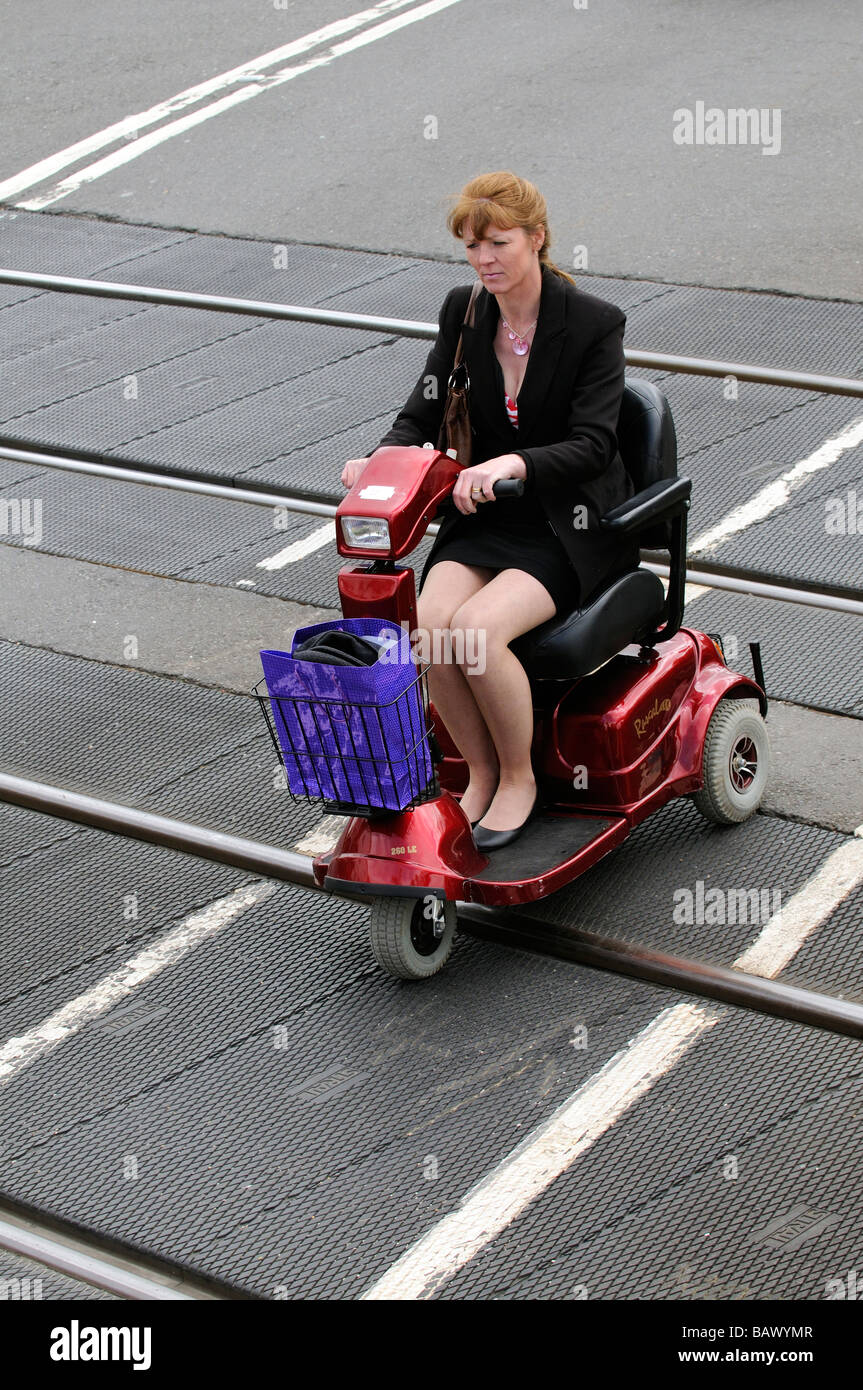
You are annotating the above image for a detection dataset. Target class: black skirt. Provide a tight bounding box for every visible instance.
[420,494,578,616]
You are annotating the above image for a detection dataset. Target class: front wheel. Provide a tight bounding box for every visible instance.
[691,699,770,825]
[368,895,457,979]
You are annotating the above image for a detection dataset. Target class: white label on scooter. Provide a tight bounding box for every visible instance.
[359,484,395,499]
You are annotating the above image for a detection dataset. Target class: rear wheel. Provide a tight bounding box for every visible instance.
[369,895,457,979]
[691,699,770,825]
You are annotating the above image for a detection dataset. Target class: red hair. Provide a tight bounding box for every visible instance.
[446,171,576,285]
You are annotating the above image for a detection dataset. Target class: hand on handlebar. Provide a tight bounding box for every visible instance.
[342,446,401,489]
[451,453,528,514]
[341,456,372,489]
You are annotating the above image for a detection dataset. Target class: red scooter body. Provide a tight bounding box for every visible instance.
[312,447,765,908]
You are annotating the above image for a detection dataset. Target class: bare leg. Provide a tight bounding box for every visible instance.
[451,569,556,830]
[416,560,500,822]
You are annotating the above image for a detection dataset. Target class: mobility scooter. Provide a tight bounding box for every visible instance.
[257,380,770,979]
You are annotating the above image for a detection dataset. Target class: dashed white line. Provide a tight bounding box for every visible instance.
[0,0,423,204]
[257,520,336,571]
[0,880,276,1086]
[12,0,467,210]
[361,825,863,1299]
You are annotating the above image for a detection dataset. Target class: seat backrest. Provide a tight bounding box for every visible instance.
[616,378,678,548]
[617,378,677,489]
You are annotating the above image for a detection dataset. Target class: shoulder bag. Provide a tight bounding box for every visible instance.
[436,280,482,467]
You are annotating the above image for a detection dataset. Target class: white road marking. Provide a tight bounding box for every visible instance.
[689,415,863,556]
[735,832,863,976]
[0,880,276,1085]
[14,0,467,210]
[682,582,710,604]
[363,1002,722,1300]
[361,825,863,1299]
[0,0,422,203]
[257,520,335,570]
[664,416,863,610]
[658,574,710,608]
[293,814,347,856]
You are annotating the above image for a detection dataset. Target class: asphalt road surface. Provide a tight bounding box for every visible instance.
[1,0,861,300]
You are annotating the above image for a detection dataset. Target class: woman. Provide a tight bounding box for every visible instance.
[342,172,637,850]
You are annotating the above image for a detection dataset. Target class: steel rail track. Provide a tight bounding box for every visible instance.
[1,266,862,398]
[2,441,861,617]
[1,771,861,1042]
[0,1195,255,1301]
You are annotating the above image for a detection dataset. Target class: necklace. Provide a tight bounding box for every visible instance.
[501,315,537,356]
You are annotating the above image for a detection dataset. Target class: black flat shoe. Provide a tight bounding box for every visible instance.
[473,787,541,852]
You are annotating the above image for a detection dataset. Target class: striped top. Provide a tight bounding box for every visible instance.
[504,392,518,428]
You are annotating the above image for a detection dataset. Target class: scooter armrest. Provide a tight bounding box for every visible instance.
[600,477,692,534]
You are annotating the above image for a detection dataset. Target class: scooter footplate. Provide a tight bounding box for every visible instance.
[471,813,620,883]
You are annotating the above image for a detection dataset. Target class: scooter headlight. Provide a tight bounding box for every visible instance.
[340,515,391,550]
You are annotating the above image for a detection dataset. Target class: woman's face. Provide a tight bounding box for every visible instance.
[462,221,544,293]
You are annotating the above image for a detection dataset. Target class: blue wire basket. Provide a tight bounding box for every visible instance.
[256,619,440,816]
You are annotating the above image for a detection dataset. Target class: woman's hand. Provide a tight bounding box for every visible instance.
[342,446,396,489]
[341,455,374,489]
[451,453,527,514]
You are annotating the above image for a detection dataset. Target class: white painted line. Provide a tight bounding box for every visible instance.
[257,520,335,570]
[0,880,276,1086]
[662,574,710,608]
[14,0,467,210]
[683,583,711,606]
[735,832,863,977]
[0,0,421,203]
[690,415,863,556]
[293,814,347,856]
[363,1001,722,1300]
[362,827,863,1299]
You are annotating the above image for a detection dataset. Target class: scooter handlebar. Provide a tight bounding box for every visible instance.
[437,477,524,512]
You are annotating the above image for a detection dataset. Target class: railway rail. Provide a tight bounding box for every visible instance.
[0,1193,253,1301]
[2,440,861,619]
[2,771,861,1041]
[2,265,862,399]
[1,263,861,616]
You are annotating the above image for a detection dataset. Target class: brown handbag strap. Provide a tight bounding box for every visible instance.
[451,280,482,373]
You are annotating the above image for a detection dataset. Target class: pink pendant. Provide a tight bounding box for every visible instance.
[513,339,529,355]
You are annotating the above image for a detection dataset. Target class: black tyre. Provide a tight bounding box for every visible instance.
[691,699,770,825]
[368,895,457,980]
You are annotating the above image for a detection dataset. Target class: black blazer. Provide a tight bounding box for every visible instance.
[370,263,639,601]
